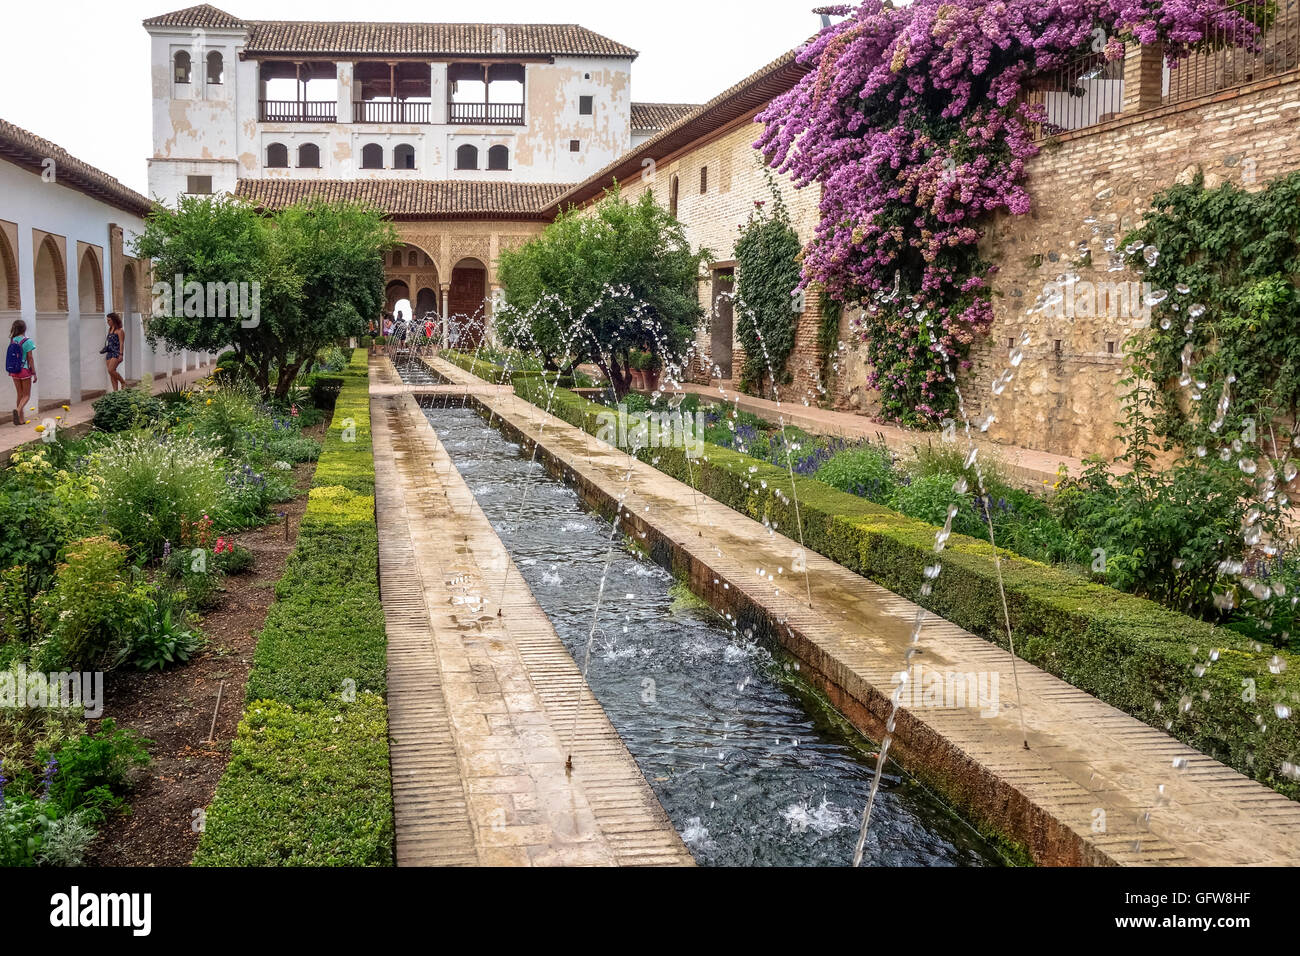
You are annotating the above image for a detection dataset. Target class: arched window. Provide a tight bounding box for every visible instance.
[174,51,191,84]
[266,142,288,168]
[394,144,415,170]
[297,143,320,168]
[487,145,509,170]
[206,51,224,84]
[456,144,478,170]
[669,174,679,218]
[78,247,104,314]
[407,250,418,267]
[0,230,19,310]
[33,236,66,312]
[361,143,384,169]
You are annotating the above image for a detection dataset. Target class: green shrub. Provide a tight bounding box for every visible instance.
[308,375,344,411]
[130,588,202,671]
[196,351,391,865]
[35,537,150,670]
[45,718,150,819]
[90,388,166,433]
[92,433,227,559]
[193,695,392,865]
[889,472,969,527]
[816,446,896,500]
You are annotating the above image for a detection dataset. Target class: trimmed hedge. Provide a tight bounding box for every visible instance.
[503,374,1300,800]
[195,350,393,865]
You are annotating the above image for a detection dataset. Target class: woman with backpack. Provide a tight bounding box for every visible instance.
[100,312,126,391]
[6,319,36,426]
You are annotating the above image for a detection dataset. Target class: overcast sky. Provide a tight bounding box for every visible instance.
[0,0,822,195]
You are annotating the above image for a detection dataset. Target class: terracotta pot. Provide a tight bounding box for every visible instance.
[643,367,661,393]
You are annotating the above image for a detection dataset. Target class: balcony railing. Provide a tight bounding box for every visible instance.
[1163,0,1300,105]
[1023,51,1124,140]
[448,102,524,125]
[259,99,337,123]
[353,100,431,124]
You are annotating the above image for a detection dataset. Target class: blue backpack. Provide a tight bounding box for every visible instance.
[5,337,27,375]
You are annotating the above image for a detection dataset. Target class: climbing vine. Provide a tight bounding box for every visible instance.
[756,0,1267,426]
[734,179,803,395]
[1122,170,1300,452]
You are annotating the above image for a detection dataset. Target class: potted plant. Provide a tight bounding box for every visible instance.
[642,351,662,393]
[627,350,646,390]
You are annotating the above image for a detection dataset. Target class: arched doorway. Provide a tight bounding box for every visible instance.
[385,279,410,313]
[448,258,487,348]
[384,242,438,328]
[415,287,437,322]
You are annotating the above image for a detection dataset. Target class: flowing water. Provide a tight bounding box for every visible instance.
[415,394,1000,867]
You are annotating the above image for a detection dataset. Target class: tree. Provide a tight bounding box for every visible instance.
[134,195,395,397]
[496,188,710,395]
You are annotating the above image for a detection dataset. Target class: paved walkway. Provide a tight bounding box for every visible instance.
[664,382,1089,489]
[423,353,1300,866]
[371,357,693,866]
[0,363,217,459]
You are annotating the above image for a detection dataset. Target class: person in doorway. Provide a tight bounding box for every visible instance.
[100,312,126,391]
[6,320,36,426]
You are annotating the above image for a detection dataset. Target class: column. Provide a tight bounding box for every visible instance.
[440,282,450,346]
[1122,40,1164,114]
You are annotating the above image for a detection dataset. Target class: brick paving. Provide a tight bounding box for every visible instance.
[371,358,692,867]
[420,353,1300,866]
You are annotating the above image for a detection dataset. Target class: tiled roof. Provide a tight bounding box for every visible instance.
[630,103,699,132]
[233,178,575,220]
[143,7,637,58]
[142,4,244,29]
[248,21,635,59]
[0,118,153,218]
[544,49,811,215]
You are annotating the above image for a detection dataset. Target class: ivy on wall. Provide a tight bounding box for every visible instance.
[734,180,803,395]
[1124,170,1300,451]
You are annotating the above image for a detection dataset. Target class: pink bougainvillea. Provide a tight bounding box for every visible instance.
[758,0,1263,424]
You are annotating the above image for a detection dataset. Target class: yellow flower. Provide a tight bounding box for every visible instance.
[61,404,69,411]
[33,425,45,433]
[206,399,212,405]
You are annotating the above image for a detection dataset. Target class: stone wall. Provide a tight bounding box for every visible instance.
[965,70,1300,461]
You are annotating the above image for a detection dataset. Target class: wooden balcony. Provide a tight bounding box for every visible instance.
[353,100,431,124]
[259,99,337,123]
[447,102,524,125]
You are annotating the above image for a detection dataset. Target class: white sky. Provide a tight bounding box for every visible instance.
[0,0,822,195]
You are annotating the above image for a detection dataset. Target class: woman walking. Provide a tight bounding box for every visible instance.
[101,313,126,391]
[5,319,36,425]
